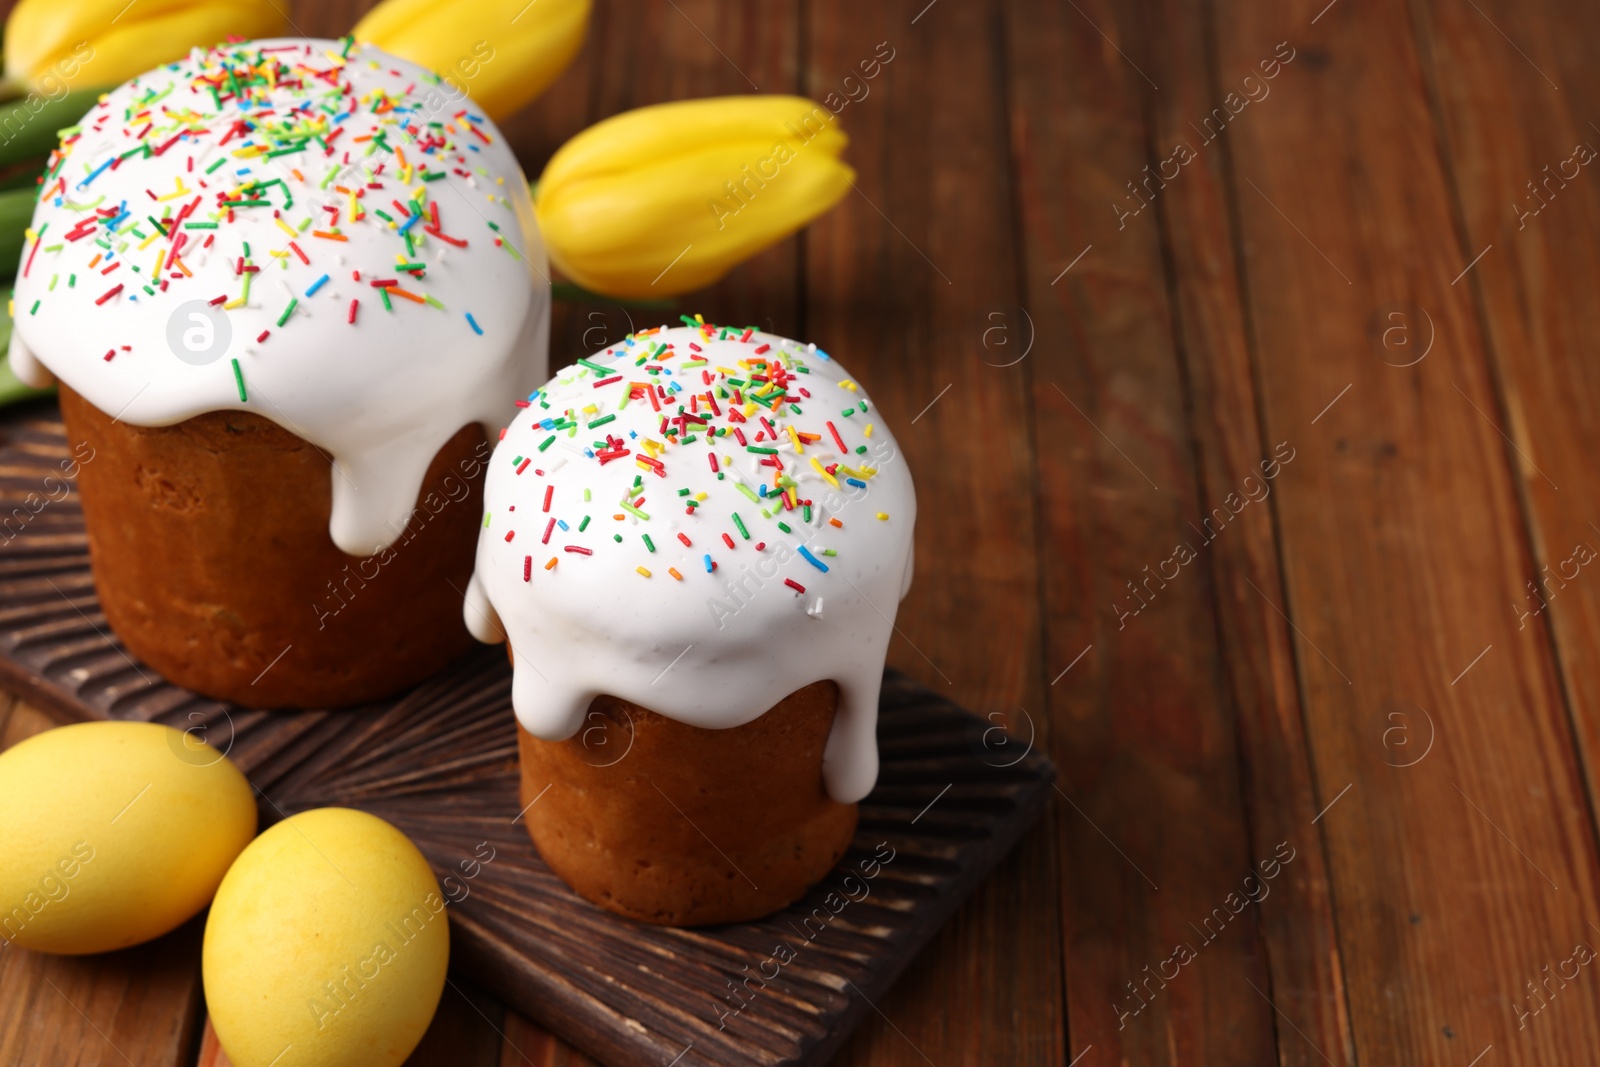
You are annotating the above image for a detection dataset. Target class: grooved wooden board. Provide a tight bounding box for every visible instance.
[0,401,1055,1067]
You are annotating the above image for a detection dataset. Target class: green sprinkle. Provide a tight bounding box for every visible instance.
[576,357,611,374]
[68,274,75,287]
[677,488,690,496]
[578,515,591,532]
[732,513,750,540]
[231,358,247,401]
[823,548,838,557]
[483,512,491,528]
[583,488,591,502]
[734,482,760,503]
[642,534,656,553]
[183,222,218,229]
[747,446,778,455]
[587,414,616,429]
[778,521,793,534]
[538,435,555,452]
[803,504,813,523]
[276,298,298,326]
[613,534,623,543]
[28,300,39,315]
[379,287,393,311]
[620,502,650,521]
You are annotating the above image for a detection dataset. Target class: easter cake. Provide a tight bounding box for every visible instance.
[7,39,549,707]
[464,319,915,925]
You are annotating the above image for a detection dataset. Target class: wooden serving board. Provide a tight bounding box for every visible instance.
[0,399,1055,1067]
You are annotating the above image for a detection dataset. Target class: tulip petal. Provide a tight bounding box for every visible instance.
[7,0,288,90]
[539,95,846,190]
[354,0,591,122]
[537,137,854,298]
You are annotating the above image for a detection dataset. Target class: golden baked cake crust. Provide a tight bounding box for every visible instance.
[61,384,485,707]
[516,680,858,925]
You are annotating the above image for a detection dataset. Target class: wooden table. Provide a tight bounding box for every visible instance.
[4,0,1600,1063]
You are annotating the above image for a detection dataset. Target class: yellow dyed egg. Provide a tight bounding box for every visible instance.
[203,807,449,1067]
[0,720,256,954]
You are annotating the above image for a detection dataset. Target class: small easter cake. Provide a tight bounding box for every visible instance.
[464,318,916,925]
[7,39,549,707]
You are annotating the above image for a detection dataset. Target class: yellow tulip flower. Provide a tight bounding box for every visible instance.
[3,0,287,98]
[354,0,590,123]
[535,95,855,299]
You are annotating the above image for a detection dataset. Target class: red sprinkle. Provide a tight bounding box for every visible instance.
[95,284,123,305]
[542,485,553,512]
[523,555,532,581]
[541,518,555,544]
[257,329,270,342]
[721,533,735,549]
[678,533,693,547]
[348,298,358,323]
[504,530,515,542]
[564,545,592,555]
[785,578,806,593]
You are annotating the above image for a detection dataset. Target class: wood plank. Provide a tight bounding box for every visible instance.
[804,2,1065,1064]
[1121,0,1358,1060]
[1413,0,1600,882]
[1000,0,1323,1061]
[1210,0,1600,1063]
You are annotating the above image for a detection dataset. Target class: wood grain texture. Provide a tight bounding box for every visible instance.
[1122,0,1358,1061]
[1411,0,1600,845]
[1001,0,1311,1061]
[803,1,1067,1065]
[1213,0,1600,1063]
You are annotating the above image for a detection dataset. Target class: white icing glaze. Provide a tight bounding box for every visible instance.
[9,38,549,555]
[465,323,916,803]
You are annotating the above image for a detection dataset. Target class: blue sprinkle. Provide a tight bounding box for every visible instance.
[703,554,714,573]
[305,273,329,297]
[466,312,483,335]
[628,430,638,438]
[846,477,867,488]
[398,212,421,234]
[78,158,114,189]
[557,519,569,531]
[797,545,829,572]
[816,348,831,360]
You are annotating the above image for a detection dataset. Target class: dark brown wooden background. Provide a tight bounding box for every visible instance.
[4,0,1600,1063]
